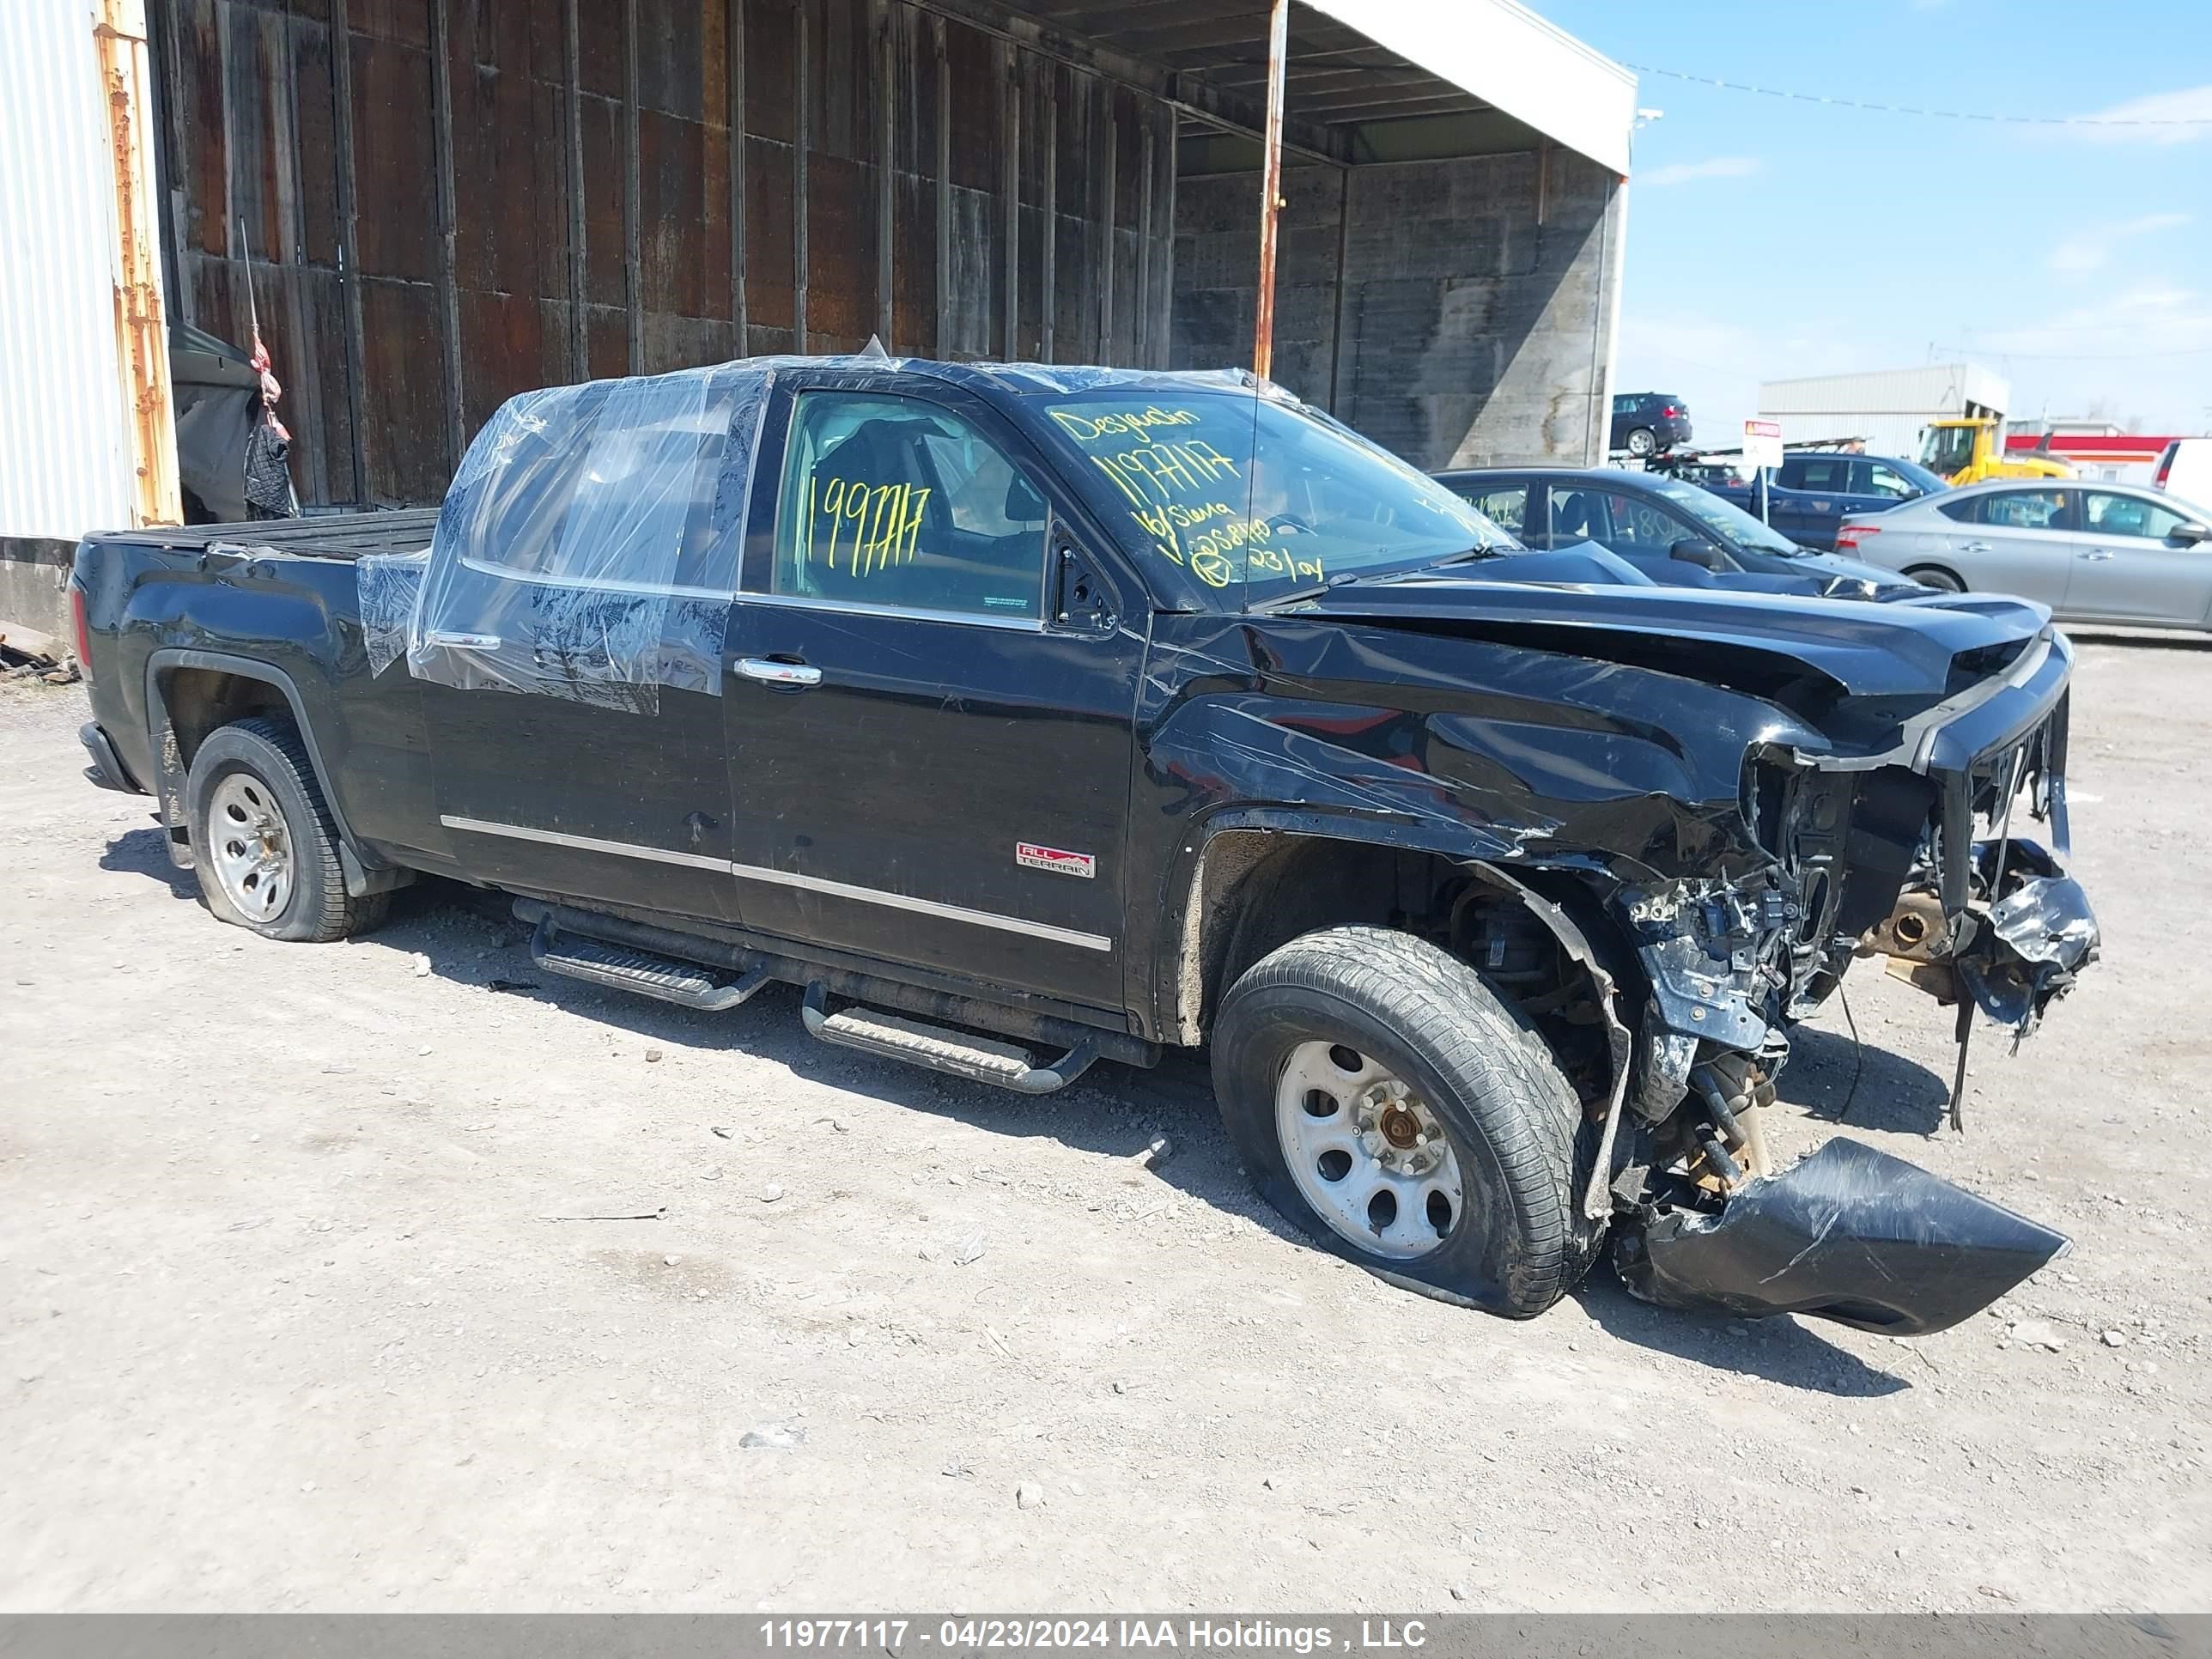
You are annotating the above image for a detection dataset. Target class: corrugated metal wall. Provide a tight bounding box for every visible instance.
[150,0,1178,510]
[1174,149,1622,470]
[0,0,142,540]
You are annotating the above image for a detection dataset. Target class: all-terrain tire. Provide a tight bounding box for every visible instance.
[184,716,389,942]
[1210,925,1600,1317]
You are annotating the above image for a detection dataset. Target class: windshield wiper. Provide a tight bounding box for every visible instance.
[1254,544,1510,608]
[1422,542,1510,568]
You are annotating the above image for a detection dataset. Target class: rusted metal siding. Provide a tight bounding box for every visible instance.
[0,0,178,539]
[150,0,1179,508]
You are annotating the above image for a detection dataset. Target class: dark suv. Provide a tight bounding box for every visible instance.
[1434,465,1919,599]
[1705,452,1948,550]
[1610,392,1691,458]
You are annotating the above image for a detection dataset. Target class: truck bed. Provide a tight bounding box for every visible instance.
[118,509,440,562]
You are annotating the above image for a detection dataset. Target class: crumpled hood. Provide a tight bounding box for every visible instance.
[1285,575,2052,701]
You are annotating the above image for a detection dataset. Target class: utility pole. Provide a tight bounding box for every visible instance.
[1251,0,1288,380]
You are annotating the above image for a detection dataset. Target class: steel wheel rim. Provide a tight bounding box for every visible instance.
[1274,1039,1464,1261]
[208,771,294,923]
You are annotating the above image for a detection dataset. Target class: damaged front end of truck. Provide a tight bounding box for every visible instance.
[1230,577,2102,1333]
[1599,629,2098,1333]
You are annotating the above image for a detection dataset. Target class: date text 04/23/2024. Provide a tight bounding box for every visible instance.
[758,1622,1431,1652]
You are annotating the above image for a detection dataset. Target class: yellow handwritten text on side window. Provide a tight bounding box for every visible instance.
[800,476,933,579]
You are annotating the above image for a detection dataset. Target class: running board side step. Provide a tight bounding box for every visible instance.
[801,982,1098,1095]
[531,915,772,1012]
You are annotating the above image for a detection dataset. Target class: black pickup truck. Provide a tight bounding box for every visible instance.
[72,356,2096,1332]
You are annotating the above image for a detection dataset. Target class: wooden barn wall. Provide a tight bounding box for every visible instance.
[150,0,1179,508]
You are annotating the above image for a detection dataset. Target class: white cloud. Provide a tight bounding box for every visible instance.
[2049,211,2192,274]
[2069,84,2212,144]
[1975,284,2212,361]
[1636,155,1762,188]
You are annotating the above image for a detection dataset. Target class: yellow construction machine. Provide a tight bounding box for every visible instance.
[1917,417,2073,486]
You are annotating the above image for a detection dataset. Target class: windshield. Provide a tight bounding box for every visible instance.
[1884,454,1949,495]
[1639,473,1802,556]
[1919,424,1976,476]
[1032,390,1513,604]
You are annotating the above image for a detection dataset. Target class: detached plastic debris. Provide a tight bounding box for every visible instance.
[1955,839,2100,1036]
[1617,1137,2069,1335]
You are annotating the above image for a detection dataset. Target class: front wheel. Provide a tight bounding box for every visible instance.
[1624,426,1656,458]
[1210,927,1597,1317]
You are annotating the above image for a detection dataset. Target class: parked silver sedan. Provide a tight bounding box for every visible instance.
[1836,480,2212,630]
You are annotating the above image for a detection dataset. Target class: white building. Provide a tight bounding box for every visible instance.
[1758,364,2011,460]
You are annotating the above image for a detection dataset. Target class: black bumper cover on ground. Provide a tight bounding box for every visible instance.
[1617,1137,2069,1335]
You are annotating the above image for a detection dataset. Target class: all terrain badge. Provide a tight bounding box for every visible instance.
[1016,842,1096,878]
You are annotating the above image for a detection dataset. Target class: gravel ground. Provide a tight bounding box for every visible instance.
[3,636,2209,1613]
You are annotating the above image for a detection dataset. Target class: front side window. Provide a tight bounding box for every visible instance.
[2085,491,2189,541]
[1556,489,1676,552]
[771,392,1048,621]
[1861,461,1916,499]
[1979,489,2071,531]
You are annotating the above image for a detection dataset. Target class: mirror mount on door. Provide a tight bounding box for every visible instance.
[1053,540,1120,634]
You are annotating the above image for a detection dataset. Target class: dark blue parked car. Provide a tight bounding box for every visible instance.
[1702,452,1948,550]
[1432,466,1923,599]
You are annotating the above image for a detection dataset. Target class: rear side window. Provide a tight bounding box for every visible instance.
[1787,457,1850,491]
[1948,489,2072,530]
[1462,483,1528,536]
[406,362,771,713]
[771,392,1048,621]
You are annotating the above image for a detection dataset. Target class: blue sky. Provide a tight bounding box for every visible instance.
[1526,0,2212,441]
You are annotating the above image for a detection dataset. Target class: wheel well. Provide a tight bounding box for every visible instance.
[1902,562,1964,590]
[1176,830,1623,1035]
[1173,831,1626,1121]
[161,667,295,770]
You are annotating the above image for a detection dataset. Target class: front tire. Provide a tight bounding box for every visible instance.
[1625,426,1656,458]
[184,717,388,942]
[1210,926,1597,1317]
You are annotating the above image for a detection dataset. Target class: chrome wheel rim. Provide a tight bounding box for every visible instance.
[1274,1039,1464,1261]
[208,772,294,923]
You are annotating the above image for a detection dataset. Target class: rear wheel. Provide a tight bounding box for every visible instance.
[1904,564,1964,592]
[1210,926,1598,1317]
[185,717,388,942]
[1624,426,1657,458]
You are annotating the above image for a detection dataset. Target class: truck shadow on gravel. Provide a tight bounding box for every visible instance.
[1770,1024,1953,1136]
[99,824,201,901]
[2065,630,2212,653]
[1571,1277,1911,1397]
[105,838,1918,1395]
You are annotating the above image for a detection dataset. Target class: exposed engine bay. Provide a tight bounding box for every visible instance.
[1599,692,2094,1330]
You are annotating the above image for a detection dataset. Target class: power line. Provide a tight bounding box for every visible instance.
[1934,342,2212,362]
[1627,63,2212,127]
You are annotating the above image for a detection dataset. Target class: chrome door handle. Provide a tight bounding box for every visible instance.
[427,629,501,650]
[2079,550,2116,562]
[737,658,822,687]
[1960,541,1993,553]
